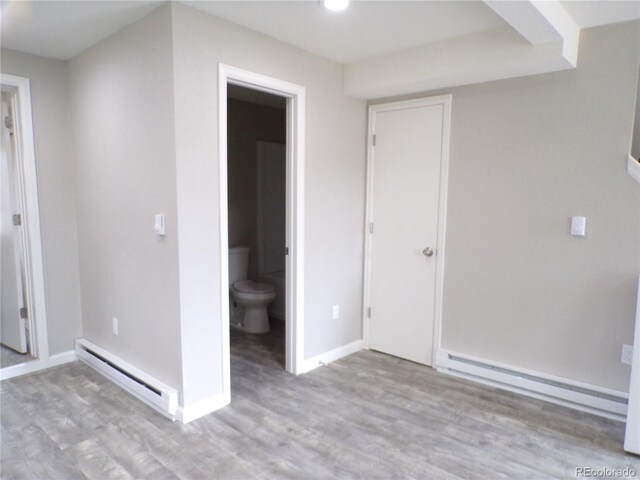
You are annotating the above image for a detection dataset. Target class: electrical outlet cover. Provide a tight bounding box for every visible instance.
[622,344,633,365]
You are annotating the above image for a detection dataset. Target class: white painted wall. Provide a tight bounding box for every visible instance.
[68,4,183,392]
[0,49,82,355]
[170,2,366,405]
[374,21,640,392]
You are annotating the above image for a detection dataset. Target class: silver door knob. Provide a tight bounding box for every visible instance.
[422,247,434,257]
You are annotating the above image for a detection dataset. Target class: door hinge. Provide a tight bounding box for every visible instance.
[369,222,374,234]
[372,134,376,146]
[4,116,13,130]
[19,307,28,319]
[12,214,21,226]
[367,307,371,318]
[285,246,289,256]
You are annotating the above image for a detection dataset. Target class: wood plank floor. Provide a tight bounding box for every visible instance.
[1,323,639,479]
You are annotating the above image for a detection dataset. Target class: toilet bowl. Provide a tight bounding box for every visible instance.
[231,280,276,334]
[228,246,277,334]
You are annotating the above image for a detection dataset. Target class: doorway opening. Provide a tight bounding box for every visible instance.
[0,74,49,376]
[227,85,287,368]
[218,65,305,400]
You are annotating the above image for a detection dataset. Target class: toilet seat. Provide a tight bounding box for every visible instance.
[233,280,275,294]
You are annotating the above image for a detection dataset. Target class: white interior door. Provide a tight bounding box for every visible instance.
[1,92,28,353]
[367,98,449,366]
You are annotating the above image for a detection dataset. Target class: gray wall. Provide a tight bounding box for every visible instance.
[228,98,286,280]
[375,21,640,392]
[64,1,366,408]
[0,49,82,355]
[171,2,366,404]
[68,4,183,391]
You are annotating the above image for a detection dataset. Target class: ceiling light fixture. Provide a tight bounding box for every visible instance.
[323,0,349,12]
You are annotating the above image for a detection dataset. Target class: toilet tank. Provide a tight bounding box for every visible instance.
[229,246,250,285]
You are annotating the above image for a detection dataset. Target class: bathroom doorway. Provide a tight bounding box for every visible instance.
[227,87,286,366]
[218,65,306,398]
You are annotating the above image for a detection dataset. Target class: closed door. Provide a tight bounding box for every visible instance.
[367,98,449,366]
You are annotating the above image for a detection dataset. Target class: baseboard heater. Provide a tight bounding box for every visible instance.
[436,350,628,422]
[75,339,178,420]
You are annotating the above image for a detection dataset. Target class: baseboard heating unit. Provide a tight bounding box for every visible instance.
[436,350,628,422]
[75,338,178,420]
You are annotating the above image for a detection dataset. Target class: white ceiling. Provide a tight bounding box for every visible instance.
[0,1,162,60]
[0,1,639,63]
[560,0,640,28]
[182,1,505,63]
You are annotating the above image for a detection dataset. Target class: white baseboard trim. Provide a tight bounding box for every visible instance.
[177,392,230,424]
[300,339,364,374]
[0,350,76,381]
[76,339,179,420]
[436,349,628,422]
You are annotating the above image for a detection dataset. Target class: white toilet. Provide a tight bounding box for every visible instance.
[229,246,276,334]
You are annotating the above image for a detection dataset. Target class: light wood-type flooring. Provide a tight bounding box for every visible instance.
[1,321,638,479]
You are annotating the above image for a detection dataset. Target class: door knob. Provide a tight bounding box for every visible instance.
[422,247,434,257]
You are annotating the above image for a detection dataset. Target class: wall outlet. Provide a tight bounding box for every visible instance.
[112,317,119,336]
[332,304,340,320]
[622,344,633,365]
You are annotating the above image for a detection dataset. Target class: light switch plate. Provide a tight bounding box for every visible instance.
[570,216,586,236]
[154,214,166,236]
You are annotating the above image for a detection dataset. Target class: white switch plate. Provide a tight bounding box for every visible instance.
[622,344,633,365]
[332,305,340,320]
[154,214,166,236]
[570,216,586,236]
[112,317,119,336]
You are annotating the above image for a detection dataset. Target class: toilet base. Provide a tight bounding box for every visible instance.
[242,307,270,334]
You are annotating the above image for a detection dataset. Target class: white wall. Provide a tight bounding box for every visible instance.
[0,49,82,355]
[68,4,183,392]
[170,2,367,405]
[374,21,640,392]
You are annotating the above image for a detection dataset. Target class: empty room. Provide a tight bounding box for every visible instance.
[1,0,639,478]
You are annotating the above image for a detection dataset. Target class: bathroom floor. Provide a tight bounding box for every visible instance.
[231,317,285,370]
[0,344,34,368]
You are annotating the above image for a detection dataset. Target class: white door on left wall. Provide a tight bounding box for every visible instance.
[0,91,28,353]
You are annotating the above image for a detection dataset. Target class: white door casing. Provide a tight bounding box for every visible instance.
[218,64,306,403]
[363,95,451,366]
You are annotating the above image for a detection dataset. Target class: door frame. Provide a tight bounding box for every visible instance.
[218,64,306,391]
[362,95,452,367]
[0,74,49,364]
